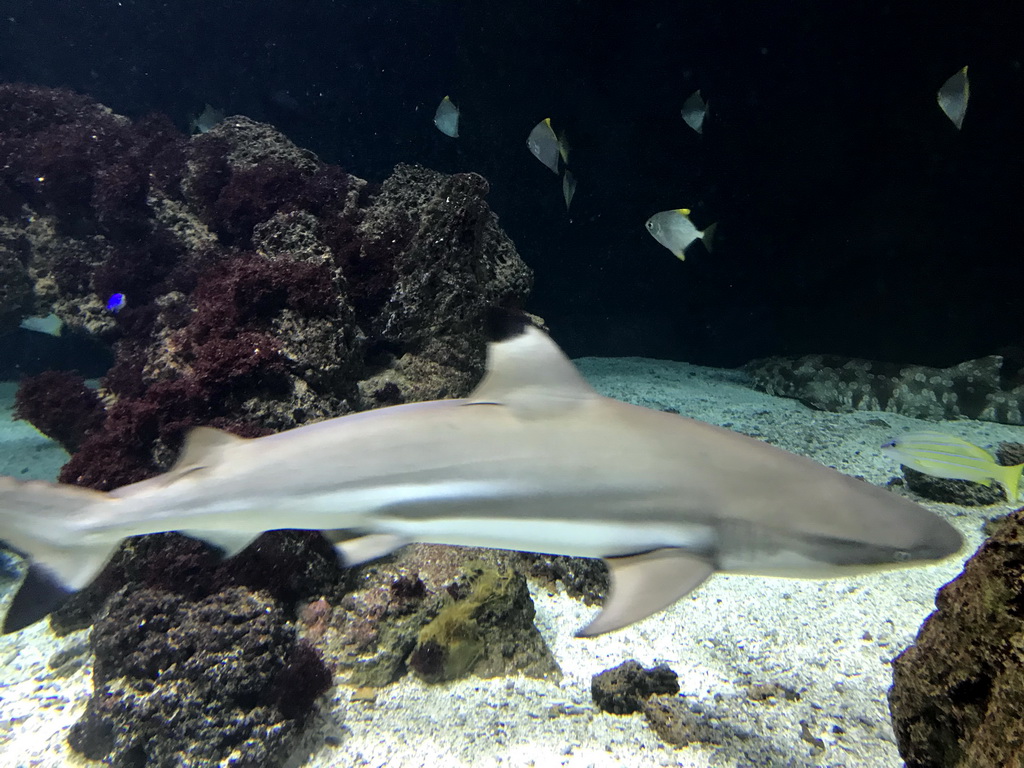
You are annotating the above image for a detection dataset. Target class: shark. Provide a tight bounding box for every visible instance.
[0,314,963,636]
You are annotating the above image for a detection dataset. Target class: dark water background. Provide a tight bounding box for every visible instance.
[1,0,1021,367]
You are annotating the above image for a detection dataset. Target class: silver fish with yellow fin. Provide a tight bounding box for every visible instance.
[681,90,707,134]
[527,118,567,174]
[645,208,716,261]
[434,95,460,138]
[937,66,969,130]
[189,103,225,135]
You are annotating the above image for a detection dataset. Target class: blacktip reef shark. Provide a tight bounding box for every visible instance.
[0,314,962,636]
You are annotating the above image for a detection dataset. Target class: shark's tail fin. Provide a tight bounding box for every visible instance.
[0,476,116,633]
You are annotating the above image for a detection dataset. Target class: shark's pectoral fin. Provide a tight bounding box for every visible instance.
[576,549,714,638]
[328,532,410,567]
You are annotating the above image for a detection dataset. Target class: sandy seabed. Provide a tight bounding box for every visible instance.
[0,356,1008,768]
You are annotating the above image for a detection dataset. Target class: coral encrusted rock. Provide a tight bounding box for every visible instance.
[746,354,1024,425]
[889,506,1024,767]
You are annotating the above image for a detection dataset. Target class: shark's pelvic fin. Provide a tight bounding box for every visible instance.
[467,322,598,417]
[577,549,715,637]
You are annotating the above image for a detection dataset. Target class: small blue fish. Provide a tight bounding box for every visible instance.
[106,293,127,313]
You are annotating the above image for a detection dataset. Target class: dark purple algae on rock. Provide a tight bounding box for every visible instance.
[13,370,103,453]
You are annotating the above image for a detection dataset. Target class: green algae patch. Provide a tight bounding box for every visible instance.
[408,563,560,684]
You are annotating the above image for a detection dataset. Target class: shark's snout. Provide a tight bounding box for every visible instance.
[916,515,964,562]
[882,491,964,566]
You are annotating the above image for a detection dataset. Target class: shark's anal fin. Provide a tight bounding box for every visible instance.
[576,549,714,638]
[328,532,409,567]
[180,530,260,559]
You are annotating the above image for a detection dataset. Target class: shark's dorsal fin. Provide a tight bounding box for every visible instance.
[468,320,598,416]
[170,426,248,475]
[576,549,714,637]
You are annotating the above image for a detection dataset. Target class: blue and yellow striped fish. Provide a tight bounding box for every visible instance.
[882,431,1024,502]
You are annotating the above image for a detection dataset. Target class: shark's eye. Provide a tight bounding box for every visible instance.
[893,549,911,562]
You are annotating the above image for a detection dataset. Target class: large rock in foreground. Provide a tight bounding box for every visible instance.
[890,507,1024,767]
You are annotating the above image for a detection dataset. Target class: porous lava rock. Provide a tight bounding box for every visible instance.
[591,659,680,715]
[898,466,1006,506]
[641,695,723,747]
[53,532,344,766]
